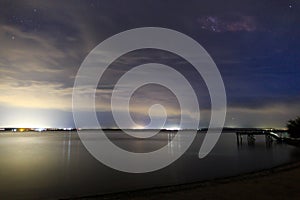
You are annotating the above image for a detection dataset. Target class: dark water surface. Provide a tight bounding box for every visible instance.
[0,131,299,199]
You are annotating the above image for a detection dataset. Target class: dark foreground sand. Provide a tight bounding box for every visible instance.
[75,162,300,200]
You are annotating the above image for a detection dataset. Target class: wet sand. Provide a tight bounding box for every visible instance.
[79,161,300,200]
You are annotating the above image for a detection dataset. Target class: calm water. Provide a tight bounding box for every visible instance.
[0,130,300,199]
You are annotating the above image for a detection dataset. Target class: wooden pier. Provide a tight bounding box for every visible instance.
[236,130,285,146]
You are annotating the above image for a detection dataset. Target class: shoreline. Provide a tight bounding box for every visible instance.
[68,161,300,200]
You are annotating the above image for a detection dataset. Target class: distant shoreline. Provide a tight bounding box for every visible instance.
[0,127,287,132]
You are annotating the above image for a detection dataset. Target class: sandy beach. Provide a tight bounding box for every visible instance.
[78,161,300,200]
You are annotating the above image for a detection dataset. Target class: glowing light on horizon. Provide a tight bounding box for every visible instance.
[165,126,181,131]
[132,125,145,130]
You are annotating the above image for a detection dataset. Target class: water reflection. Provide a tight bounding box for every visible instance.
[0,131,299,199]
[167,131,183,155]
[62,132,72,167]
[265,135,273,148]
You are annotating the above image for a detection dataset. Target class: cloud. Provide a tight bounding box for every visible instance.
[0,22,83,111]
[225,102,300,128]
[0,24,81,84]
[0,25,202,124]
[0,76,73,110]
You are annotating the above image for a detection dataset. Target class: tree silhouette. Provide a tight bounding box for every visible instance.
[287,117,300,138]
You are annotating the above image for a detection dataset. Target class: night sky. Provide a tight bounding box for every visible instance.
[0,0,299,128]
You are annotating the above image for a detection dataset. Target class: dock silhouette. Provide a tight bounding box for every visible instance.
[235,130,286,147]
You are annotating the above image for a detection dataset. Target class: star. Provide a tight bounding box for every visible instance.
[11,35,15,40]
[289,4,292,8]
[33,8,37,12]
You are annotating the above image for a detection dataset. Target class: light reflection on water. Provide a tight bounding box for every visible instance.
[0,131,299,199]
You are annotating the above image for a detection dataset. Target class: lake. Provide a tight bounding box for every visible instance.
[0,130,299,199]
